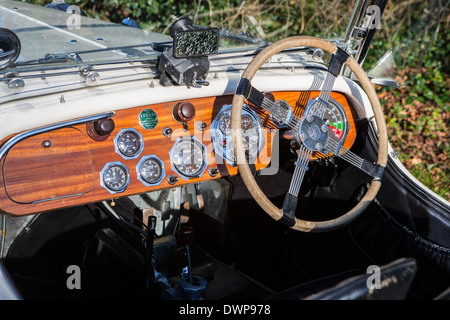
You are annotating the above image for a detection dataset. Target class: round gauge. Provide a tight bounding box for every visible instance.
[324,101,347,141]
[305,98,348,143]
[115,129,144,159]
[138,156,164,185]
[219,115,231,134]
[170,137,207,178]
[210,104,265,167]
[101,163,130,193]
[241,114,253,131]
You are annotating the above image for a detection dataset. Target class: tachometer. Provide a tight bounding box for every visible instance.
[170,136,208,179]
[305,97,349,143]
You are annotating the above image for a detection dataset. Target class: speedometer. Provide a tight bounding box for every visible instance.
[170,136,208,179]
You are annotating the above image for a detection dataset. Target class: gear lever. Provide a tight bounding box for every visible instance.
[145,216,157,295]
[178,226,194,284]
[177,226,207,300]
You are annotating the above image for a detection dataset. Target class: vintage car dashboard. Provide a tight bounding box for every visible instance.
[0,90,358,216]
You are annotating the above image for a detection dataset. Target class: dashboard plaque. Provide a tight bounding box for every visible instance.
[139,108,158,130]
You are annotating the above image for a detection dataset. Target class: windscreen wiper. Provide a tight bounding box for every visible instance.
[14,52,83,67]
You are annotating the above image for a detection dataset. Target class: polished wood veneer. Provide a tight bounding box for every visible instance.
[0,91,357,216]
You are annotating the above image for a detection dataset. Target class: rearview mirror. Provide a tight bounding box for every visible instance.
[0,28,21,70]
[173,28,219,58]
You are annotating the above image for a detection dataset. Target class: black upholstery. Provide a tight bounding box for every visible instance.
[267,257,417,300]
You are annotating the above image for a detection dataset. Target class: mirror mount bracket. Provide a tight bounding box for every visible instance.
[158,17,218,88]
[158,47,210,88]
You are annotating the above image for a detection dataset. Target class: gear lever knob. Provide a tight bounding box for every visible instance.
[178,226,194,247]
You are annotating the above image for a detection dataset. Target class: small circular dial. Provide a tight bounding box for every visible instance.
[116,130,142,157]
[219,116,231,134]
[103,164,129,192]
[324,101,347,141]
[171,137,207,178]
[303,98,349,146]
[241,114,253,131]
[139,157,163,184]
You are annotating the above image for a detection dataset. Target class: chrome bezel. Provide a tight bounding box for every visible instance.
[136,155,166,187]
[169,136,209,180]
[210,103,265,167]
[269,100,293,128]
[114,128,144,160]
[304,97,350,143]
[100,161,131,194]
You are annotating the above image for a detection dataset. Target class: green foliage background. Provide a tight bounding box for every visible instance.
[26,0,449,199]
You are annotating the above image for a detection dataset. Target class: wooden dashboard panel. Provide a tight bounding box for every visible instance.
[0,91,357,216]
[3,127,94,203]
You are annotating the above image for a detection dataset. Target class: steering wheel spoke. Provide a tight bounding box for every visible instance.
[280,146,313,227]
[324,138,385,180]
[236,77,300,128]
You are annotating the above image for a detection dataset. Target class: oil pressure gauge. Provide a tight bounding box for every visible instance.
[100,162,130,194]
[114,128,144,159]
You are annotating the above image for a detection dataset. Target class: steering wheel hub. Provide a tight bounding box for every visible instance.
[299,115,328,152]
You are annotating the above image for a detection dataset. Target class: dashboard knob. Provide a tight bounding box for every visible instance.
[173,101,195,122]
[94,118,115,136]
[87,117,115,141]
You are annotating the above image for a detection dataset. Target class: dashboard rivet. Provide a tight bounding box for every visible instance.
[163,127,173,137]
[197,121,207,131]
[168,175,179,185]
[42,140,51,148]
[209,167,219,177]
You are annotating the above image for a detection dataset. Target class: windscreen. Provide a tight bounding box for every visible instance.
[366,0,448,86]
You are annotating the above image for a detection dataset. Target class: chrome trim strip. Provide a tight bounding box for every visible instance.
[0,112,115,161]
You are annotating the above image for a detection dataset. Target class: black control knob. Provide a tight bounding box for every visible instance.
[87,117,115,141]
[173,101,195,122]
[178,226,195,247]
[94,118,115,136]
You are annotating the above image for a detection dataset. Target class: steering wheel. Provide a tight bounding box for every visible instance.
[231,36,388,232]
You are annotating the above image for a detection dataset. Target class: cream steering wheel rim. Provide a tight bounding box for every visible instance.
[231,36,388,232]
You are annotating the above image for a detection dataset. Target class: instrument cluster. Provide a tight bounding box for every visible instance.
[0,91,355,216]
[98,100,267,195]
[210,104,265,166]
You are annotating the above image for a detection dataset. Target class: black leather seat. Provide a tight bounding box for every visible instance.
[267,257,417,300]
